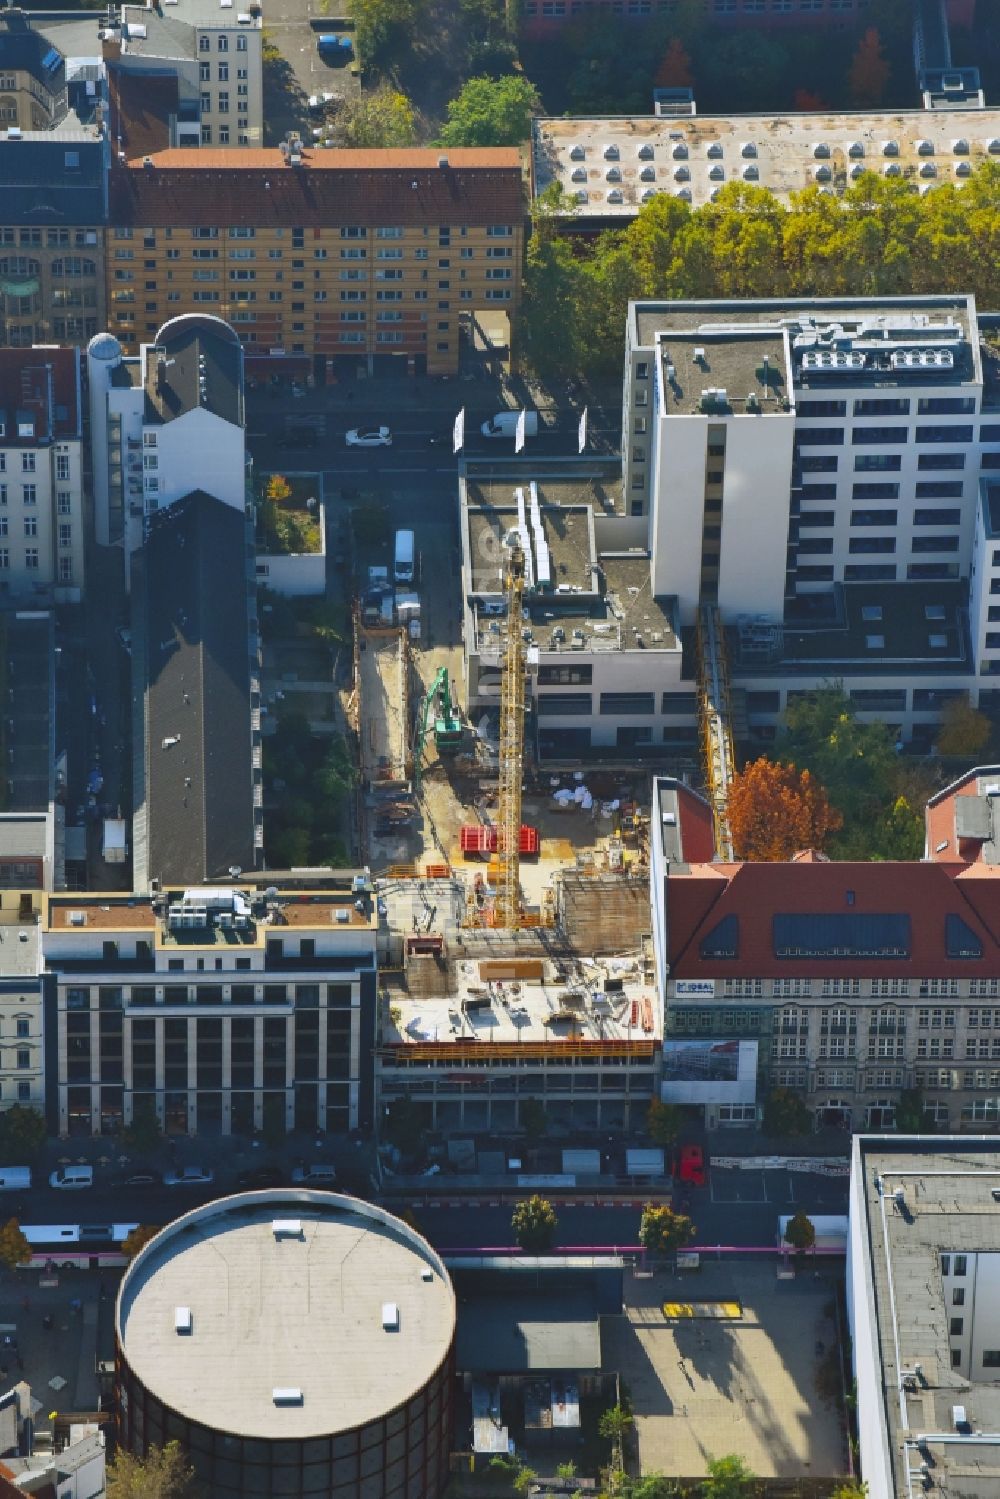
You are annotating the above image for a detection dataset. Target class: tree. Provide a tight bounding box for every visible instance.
[265,473,292,506]
[0,1219,30,1270]
[827,1484,867,1499]
[439,74,540,148]
[646,1099,682,1148]
[352,0,421,66]
[382,1096,424,1152]
[895,1088,928,1134]
[936,698,992,758]
[638,1202,695,1257]
[337,86,416,148]
[598,1402,634,1442]
[783,1210,816,1253]
[106,1440,203,1499]
[762,1086,811,1137]
[780,686,899,852]
[702,1454,756,1499]
[123,1098,162,1156]
[520,1096,548,1140]
[848,27,889,107]
[655,38,692,89]
[122,1224,162,1262]
[512,1194,558,1252]
[728,757,842,861]
[0,1105,47,1162]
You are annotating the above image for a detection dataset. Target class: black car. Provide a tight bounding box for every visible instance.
[235,1166,286,1190]
[111,1169,163,1190]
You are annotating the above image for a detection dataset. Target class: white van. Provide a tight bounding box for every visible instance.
[481,411,538,439]
[48,1165,93,1191]
[394,529,415,585]
[0,1166,31,1192]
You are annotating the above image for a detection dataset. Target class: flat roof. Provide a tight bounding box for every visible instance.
[632,294,976,358]
[46,895,157,931]
[464,476,678,654]
[657,329,788,416]
[736,580,970,676]
[384,953,658,1050]
[456,1289,601,1373]
[855,1139,1000,1498]
[0,920,40,980]
[117,1192,455,1439]
[534,111,1000,217]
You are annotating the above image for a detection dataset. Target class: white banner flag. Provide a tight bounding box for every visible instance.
[453,407,465,454]
[515,408,526,454]
[578,407,588,454]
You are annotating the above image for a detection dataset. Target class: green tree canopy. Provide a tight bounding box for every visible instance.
[763,1086,811,1137]
[353,0,421,65]
[0,1105,46,1162]
[0,1219,30,1271]
[512,1194,558,1252]
[895,1088,928,1134]
[702,1454,756,1499]
[598,1401,634,1442]
[784,1210,816,1252]
[439,74,541,147]
[337,86,416,148]
[639,1202,695,1257]
[123,1098,162,1156]
[646,1099,682,1147]
[106,1440,203,1499]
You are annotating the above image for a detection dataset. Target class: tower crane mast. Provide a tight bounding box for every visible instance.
[495,535,526,930]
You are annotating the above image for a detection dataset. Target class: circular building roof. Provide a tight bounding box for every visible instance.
[86,332,121,362]
[117,1191,456,1439]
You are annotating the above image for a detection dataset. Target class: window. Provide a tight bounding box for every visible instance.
[852,427,907,445]
[797,537,834,554]
[912,534,960,553]
[984,1351,1000,1367]
[798,455,838,473]
[600,692,654,715]
[950,1317,964,1337]
[854,398,909,416]
[916,425,973,444]
[20,452,35,474]
[954,1256,968,1277]
[21,484,35,505]
[796,400,846,417]
[851,507,898,523]
[795,429,844,446]
[918,397,975,415]
[850,536,894,553]
[953,1287,966,1306]
[23,516,37,538]
[855,454,902,472]
[800,484,837,501]
[918,453,965,470]
[914,508,961,525]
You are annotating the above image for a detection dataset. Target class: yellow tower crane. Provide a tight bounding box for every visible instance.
[494,535,527,930]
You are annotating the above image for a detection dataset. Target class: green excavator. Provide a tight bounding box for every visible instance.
[414,667,463,787]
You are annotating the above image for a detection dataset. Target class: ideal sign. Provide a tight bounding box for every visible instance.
[675,980,716,998]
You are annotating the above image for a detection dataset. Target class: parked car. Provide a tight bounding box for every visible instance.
[163,1165,215,1187]
[290,1163,337,1186]
[111,1168,163,1190]
[346,426,392,448]
[676,1144,706,1187]
[316,32,352,61]
[235,1166,286,1190]
[48,1165,94,1191]
[307,91,336,114]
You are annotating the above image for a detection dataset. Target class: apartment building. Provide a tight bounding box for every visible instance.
[532,106,1000,227]
[652,771,1000,1134]
[848,1138,1000,1499]
[0,9,66,131]
[0,890,44,1116]
[617,294,1000,745]
[43,881,377,1138]
[87,313,246,550]
[105,1,263,150]
[0,346,85,601]
[106,147,525,379]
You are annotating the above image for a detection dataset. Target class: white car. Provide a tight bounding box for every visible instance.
[49,1165,93,1190]
[164,1164,215,1187]
[346,426,392,448]
[291,1164,337,1186]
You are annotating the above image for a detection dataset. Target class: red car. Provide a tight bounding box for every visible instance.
[677,1144,706,1187]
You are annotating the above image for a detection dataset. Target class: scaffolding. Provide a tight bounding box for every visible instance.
[696,602,736,861]
[495,536,526,929]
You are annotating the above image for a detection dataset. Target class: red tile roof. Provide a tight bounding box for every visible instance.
[109,148,526,228]
[108,67,176,163]
[674,783,717,866]
[925,766,1000,865]
[668,858,1000,980]
[0,347,80,443]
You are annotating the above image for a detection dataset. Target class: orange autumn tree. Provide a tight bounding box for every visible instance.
[656,39,693,89]
[848,27,889,107]
[728,757,842,861]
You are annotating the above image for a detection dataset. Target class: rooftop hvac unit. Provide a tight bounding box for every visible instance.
[603,143,619,160]
[569,144,585,160]
[707,141,723,158]
[272,1219,302,1237]
[740,141,757,158]
[671,142,688,160]
[175,1307,192,1334]
[638,143,654,159]
[382,1302,400,1330]
[273,1389,303,1405]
